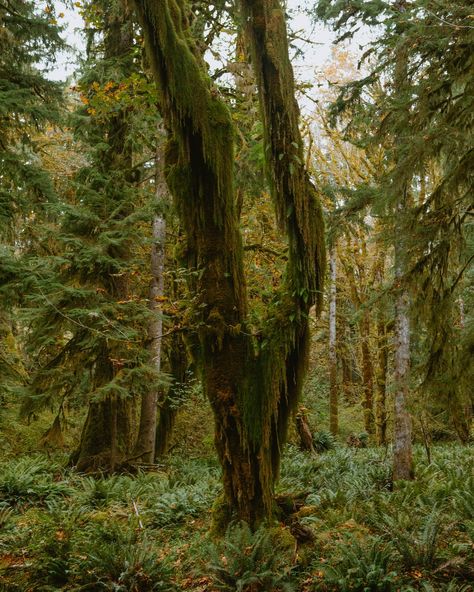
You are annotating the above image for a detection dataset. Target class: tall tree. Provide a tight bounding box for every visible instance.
[132,0,325,527]
[315,0,473,456]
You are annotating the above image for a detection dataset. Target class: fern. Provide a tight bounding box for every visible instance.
[206,522,295,592]
[312,535,397,592]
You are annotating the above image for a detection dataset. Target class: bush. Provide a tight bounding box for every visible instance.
[69,521,175,591]
[312,431,336,453]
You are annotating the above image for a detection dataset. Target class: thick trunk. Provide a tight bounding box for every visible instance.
[328,247,338,435]
[76,350,136,473]
[76,396,135,473]
[134,0,324,527]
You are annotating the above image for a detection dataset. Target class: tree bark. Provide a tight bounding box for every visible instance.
[75,349,135,473]
[375,316,388,446]
[155,332,188,458]
[392,6,414,480]
[328,247,338,435]
[393,247,414,480]
[360,311,375,435]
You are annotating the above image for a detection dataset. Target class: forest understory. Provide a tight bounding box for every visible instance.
[1,397,474,592]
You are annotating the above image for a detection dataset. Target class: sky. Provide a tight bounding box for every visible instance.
[49,1,344,82]
[48,0,368,116]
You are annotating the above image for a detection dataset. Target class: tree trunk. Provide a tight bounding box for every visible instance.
[296,407,315,453]
[328,247,338,435]
[134,136,167,463]
[133,0,325,527]
[392,9,414,481]
[75,350,135,473]
[393,258,414,480]
[375,317,388,445]
[155,333,188,458]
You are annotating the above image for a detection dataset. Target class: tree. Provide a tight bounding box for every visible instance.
[20,0,164,472]
[133,0,325,527]
[315,0,473,457]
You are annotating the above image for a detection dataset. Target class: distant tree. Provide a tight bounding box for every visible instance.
[315,0,474,459]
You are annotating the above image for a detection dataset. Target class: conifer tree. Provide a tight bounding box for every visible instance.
[22,0,164,471]
[0,0,65,405]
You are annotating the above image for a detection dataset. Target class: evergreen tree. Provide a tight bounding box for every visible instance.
[22,0,165,471]
[0,0,65,407]
[315,0,473,454]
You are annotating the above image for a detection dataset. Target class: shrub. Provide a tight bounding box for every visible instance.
[69,521,175,591]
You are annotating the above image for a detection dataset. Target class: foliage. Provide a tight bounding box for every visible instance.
[68,522,175,591]
[312,431,336,453]
[0,455,71,508]
[205,521,295,592]
[311,534,398,592]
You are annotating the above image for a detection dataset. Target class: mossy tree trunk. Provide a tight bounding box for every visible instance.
[133,0,325,527]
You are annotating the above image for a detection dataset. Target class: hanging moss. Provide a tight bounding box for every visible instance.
[134,0,326,528]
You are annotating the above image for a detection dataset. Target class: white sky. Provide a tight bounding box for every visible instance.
[49,1,344,81]
[48,0,367,116]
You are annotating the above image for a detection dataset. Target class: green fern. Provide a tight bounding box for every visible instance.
[206,522,295,592]
[69,522,175,591]
[312,534,397,592]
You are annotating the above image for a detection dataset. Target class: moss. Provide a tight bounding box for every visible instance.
[268,525,296,554]
[136,0,325,528]
[209,494,233,538]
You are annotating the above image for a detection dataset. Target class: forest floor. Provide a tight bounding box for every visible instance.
[0,406,473,592]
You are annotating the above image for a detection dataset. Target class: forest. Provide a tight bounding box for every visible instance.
[0,0,473,590]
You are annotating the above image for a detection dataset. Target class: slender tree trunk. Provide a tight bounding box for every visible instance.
[134,138,167,463]
[328,247,338,435]
[375,317,388,445]
[360,311,375,435]
[392,5,414,481]
[393,245,414,480]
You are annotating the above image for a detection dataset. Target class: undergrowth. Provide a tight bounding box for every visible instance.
[0,444,472,591]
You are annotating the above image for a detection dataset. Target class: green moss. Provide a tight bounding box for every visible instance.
[209,494,233,538]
